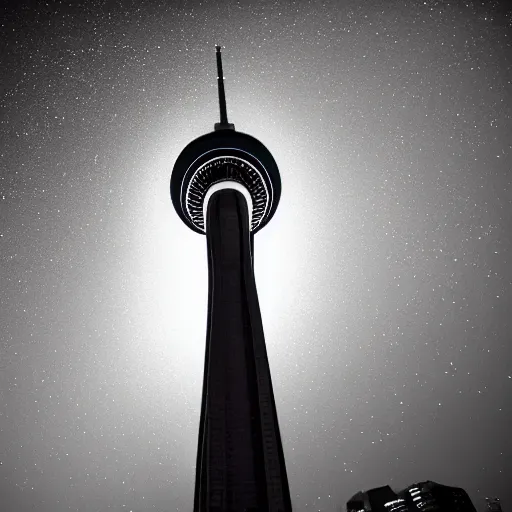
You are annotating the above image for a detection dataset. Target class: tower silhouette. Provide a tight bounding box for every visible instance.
[170,46,292,512]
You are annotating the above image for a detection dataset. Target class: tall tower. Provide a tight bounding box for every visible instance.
[170,46,292,512]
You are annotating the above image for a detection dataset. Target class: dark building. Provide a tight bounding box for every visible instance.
[348,481,477,512]
[402,481,477,512]
[170,46,291,511]
[347,486,407,512]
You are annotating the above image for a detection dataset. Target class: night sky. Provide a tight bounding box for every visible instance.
[1,1,511,511]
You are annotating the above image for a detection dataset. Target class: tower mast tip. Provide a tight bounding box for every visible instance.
[214,44,235,131]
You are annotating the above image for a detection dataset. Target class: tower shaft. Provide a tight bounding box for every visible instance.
[194,189,292,512]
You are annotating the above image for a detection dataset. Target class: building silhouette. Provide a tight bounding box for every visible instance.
[347,481,477,512]
[170,46,292,511]
[347,486,407,512]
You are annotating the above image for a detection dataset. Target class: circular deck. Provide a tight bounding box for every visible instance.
[171,129,281,235]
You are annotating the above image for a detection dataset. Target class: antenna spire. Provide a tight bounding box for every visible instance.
[214,45,235,131]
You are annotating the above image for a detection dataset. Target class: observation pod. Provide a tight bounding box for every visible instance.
[170,130,281,236]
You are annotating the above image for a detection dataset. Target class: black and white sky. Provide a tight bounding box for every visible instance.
[1,0,511,511]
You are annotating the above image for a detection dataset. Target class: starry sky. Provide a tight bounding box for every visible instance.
[1,0,511,511]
